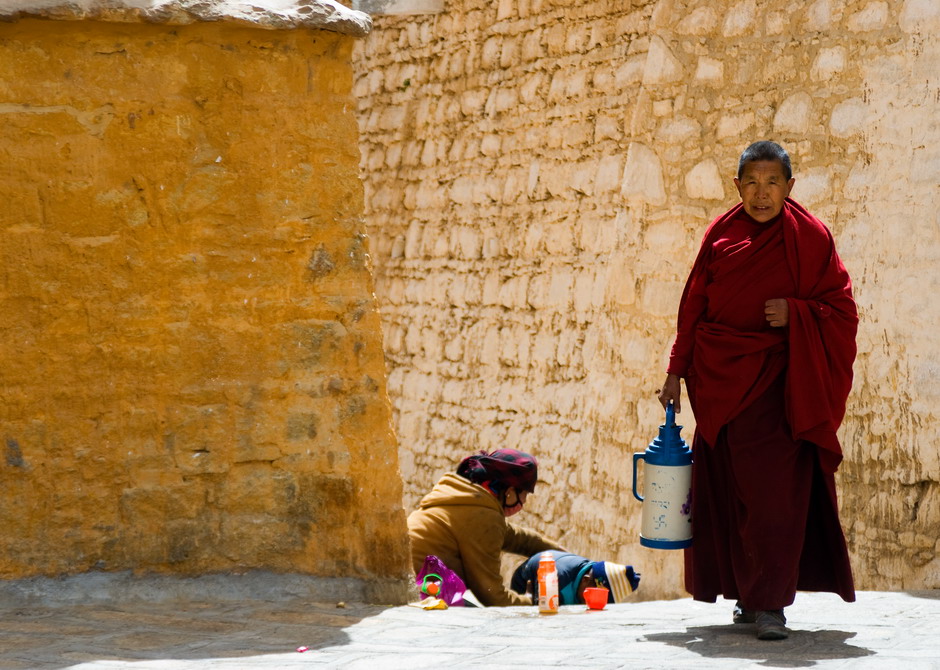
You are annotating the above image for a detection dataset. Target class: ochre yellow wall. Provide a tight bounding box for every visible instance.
[0,19,411,597]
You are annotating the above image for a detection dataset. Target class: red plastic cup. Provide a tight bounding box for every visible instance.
[583,587,609,610]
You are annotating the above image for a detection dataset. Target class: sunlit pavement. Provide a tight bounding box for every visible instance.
[1,577,938,669]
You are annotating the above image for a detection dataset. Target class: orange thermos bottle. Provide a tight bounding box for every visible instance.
[537,552,559,614]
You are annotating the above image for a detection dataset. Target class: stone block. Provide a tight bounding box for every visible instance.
[579,214,618,255]
[615,54,646,88]
[565,24,590,53]
[676,7,717,35]
[684,159,725,200]
[443,331,465,362]
[774,91,814,133]
[498,275,529,309]
[501,168,526,204]
[573,271,595,313]
[419,139,438,167]
[541,162,573,198]
[521,28,544,61]
[487,86,519,114]
[848,1,889,31]
[640,277,683,317]
[402,141,422,167]
[653,99,673,117]
[497,326,519,366]
[656,116,701,143]
[459,88,488,116]
[565,69,591,100]
[716,112,755,139]
[544,21,567,56]
[453,226,483,259]
[642,37,684,85]
[594,155,623,193]
[571,161,596,196]
[644,219,691,253]
[449,176,477,205]
[619,333,653,367]
[592,114,619,143]
[403,321,423,357]
[830,97,869,137]
[530,328,557,367]
[463,273,483,305]
[694,56,724,84]
[519,71,547,104]
[764,10,786,33]
[805,0,837,31]
[900,0,940,33]
[620,143,666,205]
[415,180,448,210]
[378,105,407,131]
[481,36,501,69]
[497,0,514,21]
[447,50,466,78]
[547,70,570,104]
[722,0,757,36]
[605,266,636,307]
[354,0,444,15]
[792,167,831,206]
[590,272,608,310]
[543,221,575,256]
[909,146,940,183]
[812,46,846,81]
[500,37,519,69]
[480,326,501,366]
[548,271,574,309]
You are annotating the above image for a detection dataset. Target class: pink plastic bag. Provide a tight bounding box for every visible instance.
[416,555,467,607]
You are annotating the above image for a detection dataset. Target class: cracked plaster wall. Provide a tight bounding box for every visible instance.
[0,17,412,602]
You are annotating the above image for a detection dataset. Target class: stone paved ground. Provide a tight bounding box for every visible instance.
[1,582,938,669]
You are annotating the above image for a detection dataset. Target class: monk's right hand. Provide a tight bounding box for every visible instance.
[657,374,682,413]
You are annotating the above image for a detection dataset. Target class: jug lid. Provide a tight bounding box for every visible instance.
[645,402,692,465]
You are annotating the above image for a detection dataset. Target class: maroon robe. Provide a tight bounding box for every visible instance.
[668,198,856,609]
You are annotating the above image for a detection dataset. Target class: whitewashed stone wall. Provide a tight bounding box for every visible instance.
[355,0,940,598]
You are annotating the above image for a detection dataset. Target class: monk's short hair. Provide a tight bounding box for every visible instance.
[737,141,792,181]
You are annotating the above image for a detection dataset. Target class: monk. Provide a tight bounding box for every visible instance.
[657,141,857,640]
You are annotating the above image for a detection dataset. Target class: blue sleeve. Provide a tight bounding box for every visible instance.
[509,553,540,594]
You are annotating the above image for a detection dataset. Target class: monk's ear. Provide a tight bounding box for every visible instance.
[733,177,743,198]
[786,177,795,196]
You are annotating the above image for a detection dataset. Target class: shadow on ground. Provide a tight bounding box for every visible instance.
[0,601,380,669]
[643,624,875,668]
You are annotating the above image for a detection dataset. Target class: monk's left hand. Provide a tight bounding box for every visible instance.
[765,298,789,327]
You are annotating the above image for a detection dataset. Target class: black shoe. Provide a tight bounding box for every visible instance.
[755,609,788,640]
[733,601,756,624]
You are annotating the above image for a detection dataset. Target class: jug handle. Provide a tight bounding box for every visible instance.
[666,400,675,427]
[632,452,644,502]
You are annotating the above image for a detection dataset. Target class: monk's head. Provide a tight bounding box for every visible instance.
[734,141,795,223]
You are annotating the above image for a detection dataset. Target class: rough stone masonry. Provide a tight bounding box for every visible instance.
[355,0,940,598]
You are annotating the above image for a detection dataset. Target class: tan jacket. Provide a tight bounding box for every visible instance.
[407,473,564,606]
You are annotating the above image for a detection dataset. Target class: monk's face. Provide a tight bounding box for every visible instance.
[733,160,795,223]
